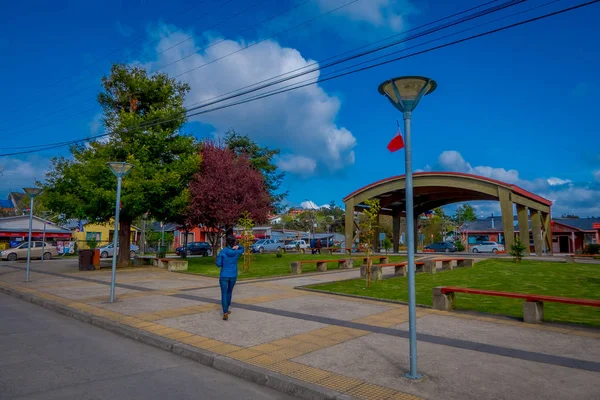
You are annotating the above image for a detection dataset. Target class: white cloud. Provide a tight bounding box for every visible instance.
[315,0,418,31]
[277,154,317,177]
[301,200,319,210]
[88,113,102,136]
[546,177,572,186]
[139,26,356,177]
[115,21,134,37]
[0,156,50,197]
[438,150,520,184]
[433,150,600,217]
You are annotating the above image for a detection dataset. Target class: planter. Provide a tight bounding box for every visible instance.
[92,249,101,269]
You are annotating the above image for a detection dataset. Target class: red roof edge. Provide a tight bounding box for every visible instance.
[343,171,552,207]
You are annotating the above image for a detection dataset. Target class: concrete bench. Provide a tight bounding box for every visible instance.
[432,286,600,324]
[290,259,353,274]
[358,256,389,264]
[423,258,474,273]
[155,258,188,272]
[360,261,425,280]
[134,255,157,266]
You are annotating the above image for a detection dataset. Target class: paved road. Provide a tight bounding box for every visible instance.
[0,294,295,400]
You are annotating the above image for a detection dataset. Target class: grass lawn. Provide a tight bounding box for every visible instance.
[183,253,406,280]
[307,259,600,327]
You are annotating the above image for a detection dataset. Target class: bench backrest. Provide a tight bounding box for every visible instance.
[300,259,347,264]
[440,287,600,307]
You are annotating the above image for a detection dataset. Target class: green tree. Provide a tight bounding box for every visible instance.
[454,204,477,223]
[224,129,286,211]
[42,64,200,265]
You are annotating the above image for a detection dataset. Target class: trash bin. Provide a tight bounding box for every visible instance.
[78,250,94,271]
[92,249,101,270]
[157,246,167,258]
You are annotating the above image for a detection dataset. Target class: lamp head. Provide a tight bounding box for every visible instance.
[378,76,436,113]
[23,187,43,198]
[107,162,134,178]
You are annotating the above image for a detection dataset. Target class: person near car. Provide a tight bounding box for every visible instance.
[216,235,244,321]
[315,239,322,254]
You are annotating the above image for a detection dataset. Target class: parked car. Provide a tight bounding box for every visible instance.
[424,242,458,253]
[284,240,309,250]
[98,243,139,258]
[0,241,59,261]
[175,242,212,257]
[470,241,504,253]
[251,239,283,253]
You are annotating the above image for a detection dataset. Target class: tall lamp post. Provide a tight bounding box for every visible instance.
[378,76,436,380]
[41,211,51,263]
[107,162,134,303]
[23,187,43,282]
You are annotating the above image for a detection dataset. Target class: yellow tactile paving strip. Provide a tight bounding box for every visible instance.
[2,269,599,400]
[0,278,424,400]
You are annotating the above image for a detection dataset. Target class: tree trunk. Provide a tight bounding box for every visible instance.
[118,219,132,266]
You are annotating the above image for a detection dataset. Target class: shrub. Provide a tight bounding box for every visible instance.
[583,244,600,255]
[86,238,98,250]
[454,240,465,252]
[276,252,283,258]
[510,238,526,262]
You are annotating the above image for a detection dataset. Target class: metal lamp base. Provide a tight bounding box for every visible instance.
[403,372,424,381]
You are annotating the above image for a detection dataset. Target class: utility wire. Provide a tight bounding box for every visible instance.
[10,0,251,122]
[7,0,338,132]
[6,0,502,148]
[1,0,529,150]
[10,0,212,107]
[2,0,595,156]
[77,0,522,136]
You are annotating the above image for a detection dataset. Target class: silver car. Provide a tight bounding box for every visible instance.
[471,241,505,253]
[251,239,283,253]
[98,243,139,258]
[0,241,59,261]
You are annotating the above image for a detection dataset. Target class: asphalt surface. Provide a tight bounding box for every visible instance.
[0,293,295,400]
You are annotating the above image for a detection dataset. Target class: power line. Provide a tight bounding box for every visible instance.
[1,0,595,157]
[0,0,532,151]
[8,0,248,123]
[9,0,213,109]
[6,0,336,133]
[78,0,523,137]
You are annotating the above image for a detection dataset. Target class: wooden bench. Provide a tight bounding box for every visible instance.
[154,258,189,272]
[432,286,600,324]
[360,261,425,280]
[423,258,474,273]
[290,259,353,274]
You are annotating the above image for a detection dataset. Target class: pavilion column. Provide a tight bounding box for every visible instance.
[531,210,543,256]
[541,212,552,255]
[392,211,401,253]
[516,204,530,256]
[498,187,515,251]
[344,198,355,252]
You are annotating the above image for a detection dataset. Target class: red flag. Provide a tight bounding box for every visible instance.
[387,120,404,152]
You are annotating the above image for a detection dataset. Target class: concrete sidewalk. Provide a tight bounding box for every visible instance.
[1,260,599,400]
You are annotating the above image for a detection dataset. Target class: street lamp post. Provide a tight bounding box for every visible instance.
[23,187,43,282]
[378,76,436,380]
[41,211,51,263]
[106,162,134,303]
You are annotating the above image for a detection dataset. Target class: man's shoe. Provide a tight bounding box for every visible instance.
[222,313,228,321]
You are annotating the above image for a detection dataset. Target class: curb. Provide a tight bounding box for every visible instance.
[0,285,355,400]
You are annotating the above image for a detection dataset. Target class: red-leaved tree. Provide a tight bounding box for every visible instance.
[187,141,271,253]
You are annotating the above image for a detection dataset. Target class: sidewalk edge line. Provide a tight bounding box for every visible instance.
[0,285,355,400]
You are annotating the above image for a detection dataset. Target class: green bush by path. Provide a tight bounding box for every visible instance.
[308,259,600,327]
[183,253,407,280]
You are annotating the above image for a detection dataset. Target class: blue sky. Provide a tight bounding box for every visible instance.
[1,0,599,217]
